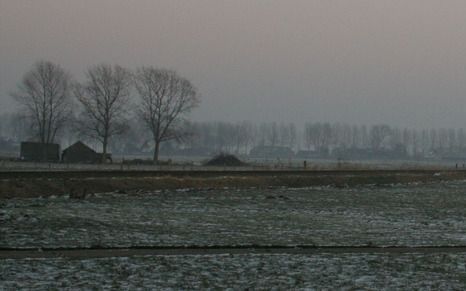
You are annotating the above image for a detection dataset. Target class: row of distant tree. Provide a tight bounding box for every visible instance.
[4,109,466,160]
[171,122,466,158]
[8,60,199,163]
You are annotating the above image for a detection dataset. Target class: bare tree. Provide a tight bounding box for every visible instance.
[134,67,199,163]
[11,60,72,160]
[74,64,132,163]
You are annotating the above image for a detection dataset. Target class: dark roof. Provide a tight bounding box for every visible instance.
[62,141,96,154]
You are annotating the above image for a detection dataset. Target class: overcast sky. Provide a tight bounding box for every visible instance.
[2,0,466,128]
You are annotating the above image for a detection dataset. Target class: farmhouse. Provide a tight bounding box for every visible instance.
[62,141,111,163]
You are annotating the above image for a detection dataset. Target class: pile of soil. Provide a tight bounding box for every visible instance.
[204,153,247,167]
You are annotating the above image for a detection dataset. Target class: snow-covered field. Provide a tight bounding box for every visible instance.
[2,181,466,248]
[2,253,466,289]
[3,181,466,289]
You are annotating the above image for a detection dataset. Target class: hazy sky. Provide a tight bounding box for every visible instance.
[2,0,466,128]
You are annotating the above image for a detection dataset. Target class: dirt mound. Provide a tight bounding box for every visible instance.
[204,153,247,167]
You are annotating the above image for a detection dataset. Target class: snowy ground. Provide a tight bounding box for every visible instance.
[2,253,466,289]
[2,181,466,248]
[3,181,466,289]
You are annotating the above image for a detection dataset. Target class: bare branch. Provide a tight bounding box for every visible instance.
[10,60,72,156]
[134,67,199,163]
[74,64,132,163]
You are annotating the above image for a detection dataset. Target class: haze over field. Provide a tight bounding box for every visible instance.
[2,0,466,128]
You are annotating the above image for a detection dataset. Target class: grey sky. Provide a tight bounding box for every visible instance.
[2,0,466,128]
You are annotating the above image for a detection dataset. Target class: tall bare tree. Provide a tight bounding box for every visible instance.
[134,67,199,163]
[74,64,132,162]
[11,61,72,160]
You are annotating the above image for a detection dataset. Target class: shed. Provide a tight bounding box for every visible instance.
[62,141,98,163]
[20,141,60,162]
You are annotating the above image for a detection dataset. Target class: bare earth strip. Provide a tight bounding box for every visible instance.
[2,169,465,198]
[3,246,466,259]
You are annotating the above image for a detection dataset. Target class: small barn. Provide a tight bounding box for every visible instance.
[20,141,60,162]
[62,141,111,163]
[249,146,295,159]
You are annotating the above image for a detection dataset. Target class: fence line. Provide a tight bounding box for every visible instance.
[0,159,456,172]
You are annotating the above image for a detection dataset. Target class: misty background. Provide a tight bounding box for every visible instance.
[2,0,466,129]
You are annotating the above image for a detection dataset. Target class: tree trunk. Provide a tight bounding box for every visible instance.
[102,136,108,164]
[41,142,48,162]
[153,140,160,164]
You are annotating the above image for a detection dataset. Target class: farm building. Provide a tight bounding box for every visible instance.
[20,141,60,162]
[295,149,329,159]
[62,141,112,163]
[249,146,295,158]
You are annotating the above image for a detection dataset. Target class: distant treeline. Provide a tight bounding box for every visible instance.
[167,121,466,159]
[1,112,465,160]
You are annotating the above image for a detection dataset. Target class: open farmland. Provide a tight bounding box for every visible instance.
[2,181,466,248]
[3,179,466,288]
